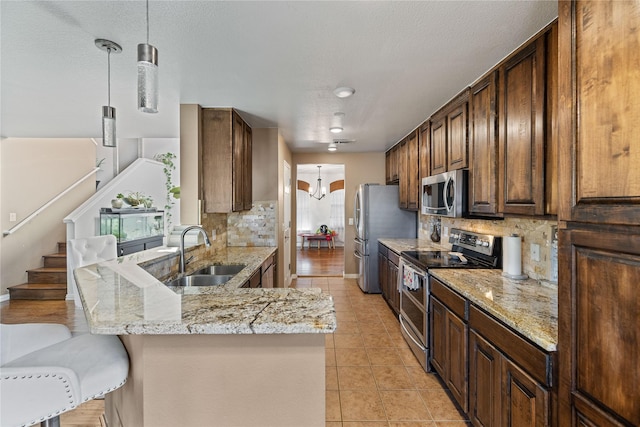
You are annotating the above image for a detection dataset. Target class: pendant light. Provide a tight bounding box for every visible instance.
[330,112,344,134]
[138,0,158,113]
[95,39,122,147]
[309,166,327,200]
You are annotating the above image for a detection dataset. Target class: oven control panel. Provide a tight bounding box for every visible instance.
[449,228,497,256]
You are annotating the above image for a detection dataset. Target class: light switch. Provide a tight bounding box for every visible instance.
[348,218,354,225]
[530,243,540,262]
[9,213,16,222]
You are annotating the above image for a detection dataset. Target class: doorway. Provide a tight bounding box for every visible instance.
[295,164,345,276]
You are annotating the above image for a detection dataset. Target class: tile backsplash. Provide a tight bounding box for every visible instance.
[419,215,558,282]
[227,200,277,247]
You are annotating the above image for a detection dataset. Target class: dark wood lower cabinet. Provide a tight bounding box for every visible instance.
[469,331,502,427]
[502,358,549,427]
[378,244,400,315]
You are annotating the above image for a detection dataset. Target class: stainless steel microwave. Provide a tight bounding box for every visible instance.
[421,170,468,217]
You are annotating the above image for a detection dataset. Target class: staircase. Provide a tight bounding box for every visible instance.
[7,242,67,300]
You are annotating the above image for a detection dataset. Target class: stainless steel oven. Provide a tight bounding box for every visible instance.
[399,258,430,371]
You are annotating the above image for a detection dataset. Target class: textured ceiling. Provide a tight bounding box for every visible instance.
[1,1,558,153]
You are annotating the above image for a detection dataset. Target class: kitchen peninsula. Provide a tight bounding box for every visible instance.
[74,245,336,427]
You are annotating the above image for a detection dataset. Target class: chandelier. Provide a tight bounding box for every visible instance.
[309,166,327,200]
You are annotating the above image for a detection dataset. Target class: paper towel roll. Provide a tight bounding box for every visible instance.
[502,234,527,279]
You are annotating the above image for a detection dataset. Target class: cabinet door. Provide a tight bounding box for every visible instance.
[388,257,399,314]
[469,330,502,427]
[469,72,500,216]
[558,1,640,225]
[558,227,640,427]
[447,101,469,171]
[232,112,245,212]
[243,124,253,210]
[431,116,447,175]
[390,145,400,183]
[498,36,546,215]
[406,130,420,211]
[446,308,468,412]
[502,358,549,427]
[378,251,389,301]
[419,121,430,180]
[398,138,409,209]
[430,296,447,377]
[201,108,233,213]
[385,151,393,184]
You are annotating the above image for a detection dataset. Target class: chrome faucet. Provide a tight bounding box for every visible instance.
[180,226,212,273]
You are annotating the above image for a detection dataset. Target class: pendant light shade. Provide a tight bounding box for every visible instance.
[138,0,158,113]
[95,39,122,148]
[102,106,116,147]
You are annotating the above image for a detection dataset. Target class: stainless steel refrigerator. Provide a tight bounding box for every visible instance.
[353,184,417,293]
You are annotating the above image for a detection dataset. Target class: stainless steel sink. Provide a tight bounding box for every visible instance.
[192,264,246,276]
[166,274,234,287]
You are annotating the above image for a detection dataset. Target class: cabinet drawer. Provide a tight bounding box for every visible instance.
[378,244,388,257]
[388,250,400,266]
[430,277,467,320]
[469,305,553,387]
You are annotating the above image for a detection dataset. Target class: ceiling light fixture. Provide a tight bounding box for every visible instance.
[309,166,327,200]
[137,0,158,113]
[330,112,344,134]
[333,87,355,98]
[327,143,337,152]
[95,39,122,148]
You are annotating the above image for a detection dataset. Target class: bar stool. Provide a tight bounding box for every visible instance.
[68,235,117,307]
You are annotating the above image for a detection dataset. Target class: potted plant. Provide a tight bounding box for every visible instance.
[123,191,145,207]
[111,193,124,209]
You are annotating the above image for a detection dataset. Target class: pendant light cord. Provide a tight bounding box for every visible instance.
[107,47,111,107]
[146,0,150,44]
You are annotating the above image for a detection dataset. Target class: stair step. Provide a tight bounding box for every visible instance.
[7,283,67,300]
[27,267,67,284]
[43,253,67,268]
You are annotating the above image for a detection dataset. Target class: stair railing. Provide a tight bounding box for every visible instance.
[3,167,100,237]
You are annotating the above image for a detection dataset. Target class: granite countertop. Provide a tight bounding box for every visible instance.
[74,246,336,336]
[378,238,558,352]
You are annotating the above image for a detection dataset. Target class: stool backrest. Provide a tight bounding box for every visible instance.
[68,235,117,269]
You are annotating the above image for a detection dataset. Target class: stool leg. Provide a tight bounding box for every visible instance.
[42,415,61,427]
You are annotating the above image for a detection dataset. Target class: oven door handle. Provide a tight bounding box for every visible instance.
[400,316,426,352]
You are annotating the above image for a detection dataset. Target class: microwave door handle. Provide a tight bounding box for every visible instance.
[423,206,443,212]
[443,176,453,212]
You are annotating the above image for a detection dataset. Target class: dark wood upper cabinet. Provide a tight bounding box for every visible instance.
[406,130,420,211]
[498,36,546,216]
[398,138,409,209]
[430,115,447,175]
[201,108,253,213]
[469,71,500,216]
[419,120,431,180]
[558,0,640,226]
[447,93,469,171]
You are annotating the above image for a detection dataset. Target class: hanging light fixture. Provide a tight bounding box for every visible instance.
[95,39,122,147]
[309,166,327,200]
[330,112,344,134]
[138,0,158,113]
[327,143,337,152]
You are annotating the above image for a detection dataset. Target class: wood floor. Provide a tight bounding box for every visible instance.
[296,246,345,276]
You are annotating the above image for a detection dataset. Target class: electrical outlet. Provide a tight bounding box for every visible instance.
[443,226,449,237]
[9,213,16,222]
[531,243,540,262]
[210,229,216,240]
[348,218,354,225]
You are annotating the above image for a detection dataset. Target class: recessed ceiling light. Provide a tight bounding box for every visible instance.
[334,87,355,98]
[328,143,337,152]
[330,126,343,134]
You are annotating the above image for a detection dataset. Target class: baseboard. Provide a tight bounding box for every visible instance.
[0,293,9,302]
[343,273,358,279]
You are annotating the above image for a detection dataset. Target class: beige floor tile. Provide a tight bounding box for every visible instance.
[363,333,395,348]
[326,422,343,427]
[359,321,390,335]
[388,422,437,427]
[327,390,343,422]
[336,311,358,322]
[366,347,404,366]
[405,368,443,390]
[343,422,390,427]
[372,365,415,390]
[334,333,366,349]
[326,334,336,348]
[335,320,361,335]
[326,347,337,366]
[334,301,354,312]
[340,390,387,421]
[418,390,467,421]
[338,366,378,390]
[336,347,370,366]
[327,366,340,390]
[397,347,422,367]
[380,390,432,421]
[433,422,471,426]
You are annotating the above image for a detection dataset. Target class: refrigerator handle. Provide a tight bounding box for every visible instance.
[354,251,362,260]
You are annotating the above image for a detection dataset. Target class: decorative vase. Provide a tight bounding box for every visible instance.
[111,198,123,209]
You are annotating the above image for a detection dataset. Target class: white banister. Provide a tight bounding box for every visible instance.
[3,167,100,237]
